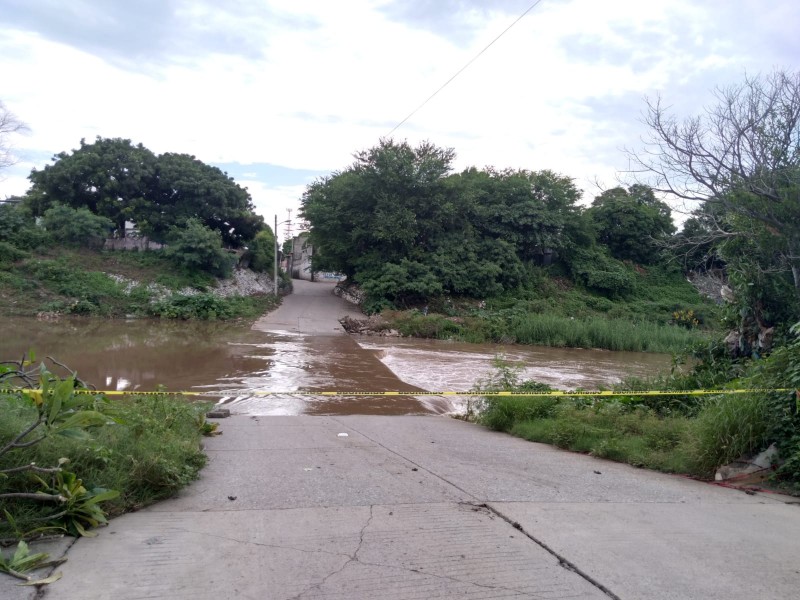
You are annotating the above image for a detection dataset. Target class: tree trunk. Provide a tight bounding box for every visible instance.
[789,239,800,297]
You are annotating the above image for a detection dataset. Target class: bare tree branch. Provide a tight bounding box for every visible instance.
[624,70,800,292]
[0,100,29,172]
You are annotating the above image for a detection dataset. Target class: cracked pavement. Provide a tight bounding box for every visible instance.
[17,414,797,599]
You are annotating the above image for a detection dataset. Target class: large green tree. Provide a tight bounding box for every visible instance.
[26,138,263,247]
[301,139,586,308]
[302,139,456,278]
[28,137,157,235]
[144,152,264,246]
[588,184,675,264]
[460,168,584,263]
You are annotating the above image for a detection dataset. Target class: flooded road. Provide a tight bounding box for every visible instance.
[1,317,671,416]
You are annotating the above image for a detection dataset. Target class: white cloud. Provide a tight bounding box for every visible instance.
[1,0,797,221]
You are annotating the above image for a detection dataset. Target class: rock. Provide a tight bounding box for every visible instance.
[206,408,231,419]
[720,285,735,303]
[339,315,392,336]
[715,443,779,481]
[758,326,775,354]
[724,330,741,356]
[334,282,365,305]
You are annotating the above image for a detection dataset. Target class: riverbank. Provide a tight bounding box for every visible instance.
[339,266,718,353]
[0,245,282,320]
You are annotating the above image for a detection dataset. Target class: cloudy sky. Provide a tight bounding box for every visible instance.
[1,0,797,238]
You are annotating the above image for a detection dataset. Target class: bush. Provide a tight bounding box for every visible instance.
[165,218,235,277]
[0,202,50,250]
[149,292,279,320]
[0,381,208,539]
[42,204,114,248]
[149,293,235,320]
[247,229,276,274]
[566,247,636,297]
[0,241,28,269]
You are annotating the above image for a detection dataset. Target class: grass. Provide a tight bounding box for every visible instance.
[0,390,209,539]
[508,314,708,352]
[0,245,278,320]
[379,265,719,353]
[472,352,798,483]
[479,395,705,476]
[478,389,796,482]
[384,311,708,353]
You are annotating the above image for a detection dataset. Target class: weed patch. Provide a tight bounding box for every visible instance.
[0,375,209,540]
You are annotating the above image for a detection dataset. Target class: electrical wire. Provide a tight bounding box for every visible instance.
[385,0,544,137]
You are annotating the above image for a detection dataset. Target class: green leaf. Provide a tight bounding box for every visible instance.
[51,410,108,434]
[11,541,29,564]
[85,488,120,505]
[18,572,63,586]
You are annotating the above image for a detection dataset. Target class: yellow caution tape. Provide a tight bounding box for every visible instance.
[0,388,794,397]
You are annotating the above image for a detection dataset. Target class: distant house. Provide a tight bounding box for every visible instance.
[285,233,344,282]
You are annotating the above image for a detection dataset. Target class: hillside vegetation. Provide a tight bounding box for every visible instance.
[1,136,283,320]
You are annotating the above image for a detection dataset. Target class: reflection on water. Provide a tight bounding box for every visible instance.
[1,317,671,416]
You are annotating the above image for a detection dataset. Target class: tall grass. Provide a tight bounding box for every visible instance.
[481,396,695,473]
[509,313,707,353]
[478,392,784,480]
[690,393,775,476]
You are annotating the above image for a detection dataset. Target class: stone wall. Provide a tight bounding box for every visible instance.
[104,237,164,251]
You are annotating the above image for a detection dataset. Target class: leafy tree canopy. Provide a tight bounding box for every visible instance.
[247,228,276,274]
[588,184,675,265]
[26,137,263,248]
[27,138,156,234]
[301,139,587,309]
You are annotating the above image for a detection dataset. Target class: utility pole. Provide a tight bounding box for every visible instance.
[274,214,279,296]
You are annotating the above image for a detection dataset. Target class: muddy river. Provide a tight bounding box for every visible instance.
[1,317,671,415]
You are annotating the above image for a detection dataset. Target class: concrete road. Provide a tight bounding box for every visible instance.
[17,415,799,600]
[253,279,363,335]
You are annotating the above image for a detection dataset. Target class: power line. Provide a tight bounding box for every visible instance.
[385,0,544,138]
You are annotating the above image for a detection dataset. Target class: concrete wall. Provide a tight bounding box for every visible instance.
[287,234,345,281]
[290,234,313,280]
[104,236,164,251]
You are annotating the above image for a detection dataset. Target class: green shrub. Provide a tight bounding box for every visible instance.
[481,396,561,431]
[0,384,208,538]
[42,204,114,248]
[0,241,28,269]
[165,218,235,277]
[149,293,234,320]
[566,247,636,297]
[247,229,276,274]
[149,292,278,320]
[0,203,51,250]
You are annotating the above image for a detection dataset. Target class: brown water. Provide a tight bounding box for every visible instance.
[1,317,672,415]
